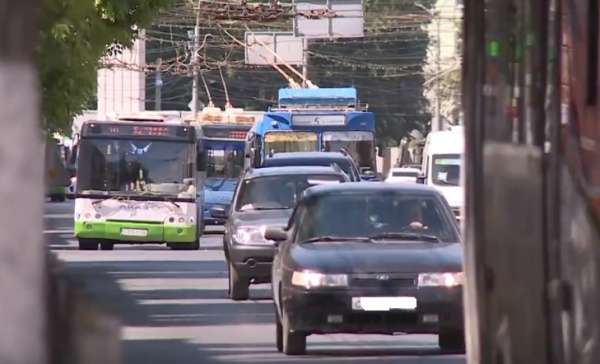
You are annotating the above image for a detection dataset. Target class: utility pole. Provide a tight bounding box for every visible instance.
[191,0,202,114]
[435,18,442,131]
[155,58,162,111]
[0,1,48,364]
[302,39,308,88]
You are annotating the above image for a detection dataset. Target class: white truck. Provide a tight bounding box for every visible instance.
[418,128,464,220]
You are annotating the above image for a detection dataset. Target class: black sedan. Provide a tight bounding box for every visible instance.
[266,182,464,355]
[211,165,350,301]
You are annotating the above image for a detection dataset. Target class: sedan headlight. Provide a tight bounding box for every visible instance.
[291,271,348,289]
[418,272,464,287]
[232,226,270,244]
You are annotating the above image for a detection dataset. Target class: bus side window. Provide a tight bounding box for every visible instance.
[252,135,262,167]
[197,145,207,171]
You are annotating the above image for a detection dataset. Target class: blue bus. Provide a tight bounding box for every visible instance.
[244,87,378,174]
[195,109,263,230]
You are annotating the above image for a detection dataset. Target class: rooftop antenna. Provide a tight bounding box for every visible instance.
[218,65,232,109]
[244,25,318,89]
[222,27,301,89]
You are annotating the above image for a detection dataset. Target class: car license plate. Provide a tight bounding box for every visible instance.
[352,297,417,311]
[121,228,148,237]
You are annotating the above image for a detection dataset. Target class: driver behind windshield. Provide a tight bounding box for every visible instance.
[398,199,427,230]
[239,175,324,211]
[239,179,283,211]
[446,165,460,185]
[299,195,451,241]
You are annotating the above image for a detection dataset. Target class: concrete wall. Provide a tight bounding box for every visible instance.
[47,253,122,364]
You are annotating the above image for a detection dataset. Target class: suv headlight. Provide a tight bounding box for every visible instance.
[418,272,463,287]
[232,226,270,244]
[291,271,348,289]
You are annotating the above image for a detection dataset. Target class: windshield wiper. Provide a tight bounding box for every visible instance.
[436,180,458,186]
[249,206,291,211]
[90,194,130,205]
[300,236,373,244]
[138,191,181,208]
[368,232,440,242]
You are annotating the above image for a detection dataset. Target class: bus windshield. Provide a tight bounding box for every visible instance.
[431,153,461,186]
[323,131,375,169]
[203,149,244,191]
[264,131,318,154]
[76,138,196,195]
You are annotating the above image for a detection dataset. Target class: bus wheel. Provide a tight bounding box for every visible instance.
[78,239,99,251]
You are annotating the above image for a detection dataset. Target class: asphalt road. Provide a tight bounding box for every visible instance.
[45,200,466,364]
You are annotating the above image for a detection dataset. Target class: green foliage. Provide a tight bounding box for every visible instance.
[146,0,435,144]
[39,0,175,132]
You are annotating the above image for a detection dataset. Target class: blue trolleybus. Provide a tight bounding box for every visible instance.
[195,108,264,230]
[244,87,378,175]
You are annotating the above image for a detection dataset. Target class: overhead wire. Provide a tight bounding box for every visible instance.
[220,26,301,88]
[242,24,317,88]
[218,65,232,108]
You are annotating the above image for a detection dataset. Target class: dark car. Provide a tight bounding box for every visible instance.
[262,151,362,182]
[202,178,238,228]
[211,165,351,301]
[266,182,464,355]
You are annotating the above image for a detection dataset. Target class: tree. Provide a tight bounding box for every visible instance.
[423,17,462,126]
[38,0,175,132]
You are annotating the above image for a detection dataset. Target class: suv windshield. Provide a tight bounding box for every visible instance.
[76,138,196,195]
[431,154,461,186]
[235,174,344,211]
[295,192,459,243]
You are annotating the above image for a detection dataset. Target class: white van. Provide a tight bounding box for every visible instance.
[418,129,464,219]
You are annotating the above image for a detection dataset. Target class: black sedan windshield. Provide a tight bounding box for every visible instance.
[235,174,343,211]
[296,193,459,243]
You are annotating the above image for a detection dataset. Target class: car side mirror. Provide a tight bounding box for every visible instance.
[265,227,288,245]
[416,174,426,184]
[210,206,227,218]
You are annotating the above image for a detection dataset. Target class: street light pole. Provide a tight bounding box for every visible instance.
[435,18,442,131]
[191,0,201,114]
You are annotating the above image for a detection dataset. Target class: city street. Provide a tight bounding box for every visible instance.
[45,200,466,364]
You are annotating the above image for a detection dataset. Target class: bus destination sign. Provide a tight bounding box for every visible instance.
[291,114,347,126]
[84,123,192,138]
[202,127,248,140]
[106,125,173,136]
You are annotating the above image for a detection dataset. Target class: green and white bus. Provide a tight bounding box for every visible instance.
[73,118,200,251]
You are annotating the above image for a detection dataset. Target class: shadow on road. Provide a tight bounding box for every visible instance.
[45,202,464,364]
[122,339,465,364]
[63,260,274,327]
